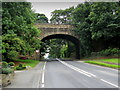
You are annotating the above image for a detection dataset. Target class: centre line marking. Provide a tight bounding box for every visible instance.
[41,84,44,88]
[41,61,46,88]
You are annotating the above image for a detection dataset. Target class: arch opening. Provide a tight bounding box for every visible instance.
[40,34,80,59]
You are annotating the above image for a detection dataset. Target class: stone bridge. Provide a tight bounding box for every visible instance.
[35,23,79,40]
[35,23,80,59]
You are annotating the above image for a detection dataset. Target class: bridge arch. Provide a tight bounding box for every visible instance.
[41,34,80,59]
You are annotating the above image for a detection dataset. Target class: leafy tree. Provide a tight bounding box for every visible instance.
[50,7,74,24]
[72,2,92,57]
[2,2,41,61]
[42,39,76,58]
[88,2,120,49]
[35,13,48,23]
[72,2,120,57]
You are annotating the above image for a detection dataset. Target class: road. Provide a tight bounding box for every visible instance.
[6,59,119,88]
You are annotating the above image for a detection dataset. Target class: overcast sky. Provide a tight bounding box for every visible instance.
[31,2,80,21]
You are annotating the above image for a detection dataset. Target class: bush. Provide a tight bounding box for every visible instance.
[19,63,23,67]
[8,62,15,66]
[99,48,120,56]
[16,66,26,70]
[7,51,18,61]
[2,61,8,68]
[16,63,26,70]
[2,68,14,74]
[91,48,120,57]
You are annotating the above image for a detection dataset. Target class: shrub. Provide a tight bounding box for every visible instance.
[91,48,120,57]
[7,51,18,61]
[16,66,26,70]
[16,63,26,70]
[16,66,23,70]
[99,48,120,56]
[2,68,14,74]
[8,62,15,66]
[19,63,23,67]
[2,61,8,68]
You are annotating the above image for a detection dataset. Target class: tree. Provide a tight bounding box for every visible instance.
[72,2,120,57]
[50,7,74,24]
[35,13,48,23]
[2,2,41,61]
[72,2,92,57]
[88,2,120,49]
[41,39,76,58]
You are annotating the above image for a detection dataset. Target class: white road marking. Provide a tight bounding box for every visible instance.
[41,84,44,88]
[100,79,119,88]
[57,59,96,77]
[57,58,119,88]
[36,62,46,88]
[43,62,46,71]
[41,61,46,88]
[42,71,45,84]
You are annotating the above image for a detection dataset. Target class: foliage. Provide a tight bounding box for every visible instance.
[99,48,120,56]
[8,62,15,66]
[16,63,26,70]
[91,48,120,57]
[50,2,120,58]
[2,61,8,68]
[72,2,120,58]
[41,39,76,59]
[1,62,14,74]
[2,2,41,61]
[2,68,14,74]
[8,51,19,61]
[50,7,74,24]
[35,13,48,23]
[15,59,39,68]
[16,66,26,70]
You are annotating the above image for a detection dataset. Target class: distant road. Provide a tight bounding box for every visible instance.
[6,59,119,88]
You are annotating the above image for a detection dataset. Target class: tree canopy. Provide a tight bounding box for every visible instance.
[35,13,48,23]
[50,2,120,58]
[2,2,41,61]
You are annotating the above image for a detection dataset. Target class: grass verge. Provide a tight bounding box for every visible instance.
[101,58,119,64]
[84,59,120,68]
[14,59,40,68]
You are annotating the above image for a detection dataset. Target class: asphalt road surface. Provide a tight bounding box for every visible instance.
[6,59,119,88]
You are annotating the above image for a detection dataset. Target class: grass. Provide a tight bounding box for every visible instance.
[101,58,119,63]
[14,59,40,68]
[84,58,120,69]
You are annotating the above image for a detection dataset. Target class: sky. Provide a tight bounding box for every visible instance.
[31,2,80,21]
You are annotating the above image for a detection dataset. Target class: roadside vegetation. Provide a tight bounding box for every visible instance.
[84,58,120,69]
[14,59,40,68]
[0,59,40,74]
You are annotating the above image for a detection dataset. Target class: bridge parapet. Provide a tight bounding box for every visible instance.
[35,23,79,40]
